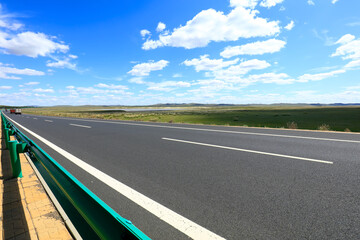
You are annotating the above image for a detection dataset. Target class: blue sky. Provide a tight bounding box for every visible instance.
[1,0,360,106]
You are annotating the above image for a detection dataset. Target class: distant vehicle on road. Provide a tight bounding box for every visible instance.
[10,109,22,114]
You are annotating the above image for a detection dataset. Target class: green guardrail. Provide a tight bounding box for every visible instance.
[1,112,151,240]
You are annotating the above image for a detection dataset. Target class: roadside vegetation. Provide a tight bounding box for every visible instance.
[22,105,360,132]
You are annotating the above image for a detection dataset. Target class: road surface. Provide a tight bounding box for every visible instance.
[4,112,360,239]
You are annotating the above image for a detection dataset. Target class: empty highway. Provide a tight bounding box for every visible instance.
[4,112,360,239]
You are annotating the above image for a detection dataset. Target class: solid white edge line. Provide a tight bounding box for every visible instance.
[22,114,360,144]
[69,123,92,128]
[163,137,334,165]
[6,115,225,240]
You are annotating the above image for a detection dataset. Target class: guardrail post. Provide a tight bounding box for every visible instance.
[8,141,26,178]
[4,127,10,149]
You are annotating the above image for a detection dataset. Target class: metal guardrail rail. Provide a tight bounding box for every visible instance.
[1,112,151,240]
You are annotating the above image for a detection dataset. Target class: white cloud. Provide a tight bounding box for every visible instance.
[0,5,23,30]
[129,77,146,84]
[0,31,69,58]
[332,0,339,4]
[0,65,45,79]
[0,85,12,89]
[335,34,355,45]
[0,19,23,31]
[65,84,133,96]
[344,59,360,69]
[331,34,360,71]
[248,72,295,84]
[332,34,360,60]
[172,73,182,78]
[148,81,191,91]
[156,22,166,32]
[230,0,259,9]
[307,0,315,5]
[220,39,286,58]
[183,55,239,71]
[128,60,169,76]
[284,20,295,30]
[184,55,271,88]
[259,0,284,8]
[297,69,345,82]
[142,5,280,50]
[140,29,151,38]
[33,88,55,93]
[24,81,40,85]
[46,55,77,70]
[211,59,271,83]
[94,83,128,90]
[347,22,360,27]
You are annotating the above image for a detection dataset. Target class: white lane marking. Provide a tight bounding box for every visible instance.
[6,116,225,240]
[163,137,334,165]
[69,123,91,129]
[24,114,360,144]
[45,120,53,122]
[33,118,38,120]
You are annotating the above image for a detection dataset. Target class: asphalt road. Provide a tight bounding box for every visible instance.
[4,112,360,239]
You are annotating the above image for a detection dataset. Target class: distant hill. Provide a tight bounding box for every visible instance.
[5,103,360,108]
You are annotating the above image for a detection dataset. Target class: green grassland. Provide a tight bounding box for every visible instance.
[22,105,360,132]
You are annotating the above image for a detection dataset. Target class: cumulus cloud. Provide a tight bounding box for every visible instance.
[230,0,283,9]
[183,55,239,71]
[211,59,271,82]
[333,35,360,59]
[140,29,151,38]
[128,60,169,76]
[142,4,280,50]
[0,31,69,58]
[183,54,272,87]
[46,55,77,70]
[332,34,360,68]
[335,34,355,45]
[284,20,295,30]
[332,0,339,4]
[220,39,286,58]
[259,0,284,8]
[230,0,259,9]
[156,22,166,32]
[0,64,45,79]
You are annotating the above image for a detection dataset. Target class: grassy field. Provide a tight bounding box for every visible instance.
[22,105,360,132]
